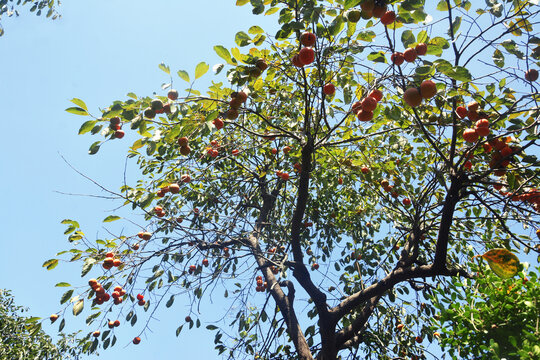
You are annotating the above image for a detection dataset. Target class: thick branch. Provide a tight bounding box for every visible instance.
[335,295,382,350]
[246,181,313,360]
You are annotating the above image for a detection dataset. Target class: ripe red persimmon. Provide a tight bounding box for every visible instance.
[361,96,378,112]
[368,89,383,102]
[403,48,417,62]
[403,88,422,107]
[226,109,238,120]
[380,10,396,25]
[323,83,336,96]
[213,118,224,130]
[298,47,315,65]
[110,116,121,125]
[300,32,316,47]
[169,183,180,194]
[467,101,479,112]
[292,54,303,68]
[255,59,268,71]
[463,128,479,143]
[420,80,437,99]
[351,101,362,113]
[357,109,374,122]
[455,106,468,119]
[136,293,144,301]
[402,198,411,206]
[525,69,538,82]
[133,337,141,344]
[415,43,428,55]
[168,89,178,100]
[372,4,387,18]
[114,130,125,139]
[391,52,404,65]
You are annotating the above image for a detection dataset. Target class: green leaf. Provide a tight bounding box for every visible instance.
[70,98,88,111]
[25,317,41,323]
[103,215,121,223]
[451,66,472,82]
[66,107,88,116]
[248,25,264,35]
[367,51,387,63]
[166,295,175,308]
[236,0,249,5]
[427,37,450,56]
[177,70,190,83]
[235,31,251,47]
[78,120,98,135]
[214,45,236,65]
[73,299,84,316]
[60,289,74,305]
[81,260,94,277]
[493,49,505,68]
[194,62,209,80]
[436,0,449,11]
[88,141,101,155]
[344,0,361,10]
[327,15,344,37]
[158,63,170,75]
[401,30,415,48]
[55,282,71,287]
[43,259,58,270]
[501,39,525,59]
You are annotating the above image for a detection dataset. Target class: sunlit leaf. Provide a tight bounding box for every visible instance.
[72,299,84,316]
[478,248,520,278]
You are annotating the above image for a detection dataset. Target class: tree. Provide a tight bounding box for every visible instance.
[0,0,60,37]
[0,289,82,360]
[430,265,540,359]
[47,0,540,359]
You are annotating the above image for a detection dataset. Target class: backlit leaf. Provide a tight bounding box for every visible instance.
[479,248,520,278]
[72,299,84,316]
[103,215,121,223]
[66,107,88,116]
[43,259,58,270]
[195,62,209,80]
[177,70,190,83]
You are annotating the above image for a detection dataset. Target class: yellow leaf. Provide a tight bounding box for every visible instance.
[479,248,520,278]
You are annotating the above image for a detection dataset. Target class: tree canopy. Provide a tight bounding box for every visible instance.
[0,289,81,360]
[0,0,60,37]
[46,0,540,359]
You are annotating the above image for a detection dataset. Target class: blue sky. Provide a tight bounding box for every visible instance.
[0,1,276,358]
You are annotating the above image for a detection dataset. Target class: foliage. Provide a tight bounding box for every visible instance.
[0,289,82,360]
[430,265,540,360]
[49,0,540,359]
[0,0,60,37]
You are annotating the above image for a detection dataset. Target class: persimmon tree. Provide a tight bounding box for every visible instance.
[0,289,82,360]
[47,0,540,359]
[0,0,60,36]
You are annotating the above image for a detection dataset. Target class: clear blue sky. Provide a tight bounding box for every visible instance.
[0,1,275,358]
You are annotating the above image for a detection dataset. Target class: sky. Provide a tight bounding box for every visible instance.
[0,1,276,358]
